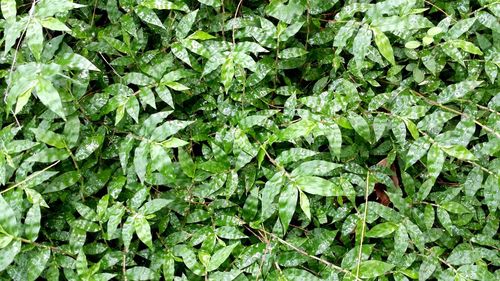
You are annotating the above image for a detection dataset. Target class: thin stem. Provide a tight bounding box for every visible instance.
[17,237,76,258]
[260,228,361,280]
[232,0,244,46]
[3,0,38,127]
[424,0,456,22]
[410,90,500,139]
[1,161,60,194]
[355,171,370,279]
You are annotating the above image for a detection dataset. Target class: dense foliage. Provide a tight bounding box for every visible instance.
[0,0,499,280]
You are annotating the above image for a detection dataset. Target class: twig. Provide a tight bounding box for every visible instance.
[232,0,244,46]
[260,228,362,280]
[1,161,60,194]
[17,237,76,258]
[355,171,370,279]
[411,90,500,139]
[3,0,38,127]
[424,0,456,22]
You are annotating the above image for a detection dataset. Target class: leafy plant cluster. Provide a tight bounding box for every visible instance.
[0,0,499,280]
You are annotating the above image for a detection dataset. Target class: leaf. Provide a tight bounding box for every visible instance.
[348,112,372,143]
[178,147,195,178]
[206,243,238,271]
[215,226,247,239]
[405,41,421,49]
[40,17,71,32]
[294,176,343,197]
[457,265,495,280]
[440,201,471,214]
[135,6,165,29]
[372,27,395,65]
[134,215,153,249]
[176,9,198,39]
[0,240,20,271]
[35,78,65,120]
[279,47,308,59]
[449,40,483,55]
[221,56,234,93]
[134,141,149,183]
[26,21,43,60]
[352,25,372,67]
[140,199,172,215]
[298,190,311,220]
[1,0,16,21]
[447,18,475,39]
[275,148,318,166]
[126,95,140,123]
[126,266,158,281]
[355,260,395,278]
[30,128,66,148]
[291,160,342,177]
[437,80,482,104]
[44,171,80,193]
[141,0,185,10]
[366,222,398,238]
[75,134,104,161]
[151,120,194,141]
[0,194,19,236]
[440,145,477,161]
[278,184,297,233]
[24,204,41,241]
[56,53,99,71]
[427,144,445,180]
[333,20,357,49]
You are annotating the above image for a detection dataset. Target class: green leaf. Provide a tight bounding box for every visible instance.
[405,41,421,49]
[355,260,394,278]
[294,176,343,197]
[440,201,471,214]
[278,184,297,233]
[348,112,372,143]
[135,6,165,29]
[141,0,185,10]
[206,243,238,271]
[35,78,65,120]
[56,53,99,71]
[291,160,342,177]
[1,0,16,21]
[26,21,43,60]
[126,266,158,281]
[134,215,153,249]
[134,141,149,183]
[427,144,445,180]
[30,128,66,148]
[0,240,21,271]
[0,194,18,236]
[24,204,41,241]
[440,145,477,161]
[44,171,80,193]
[366,222,398,238]
[457,265,495,280]
[279,47,308,59]
[215,226,247,239]
[352,25,372,67]
[178,148,195,178]
[40,17,71,32]
[449,40,483,55]
[278,119,316,141]
[176,9,198,39]
[372,27,395,65]
[221,56,234,93]
[298,190,311,220]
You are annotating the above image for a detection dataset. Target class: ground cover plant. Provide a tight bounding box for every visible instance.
[0,0,499,280]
